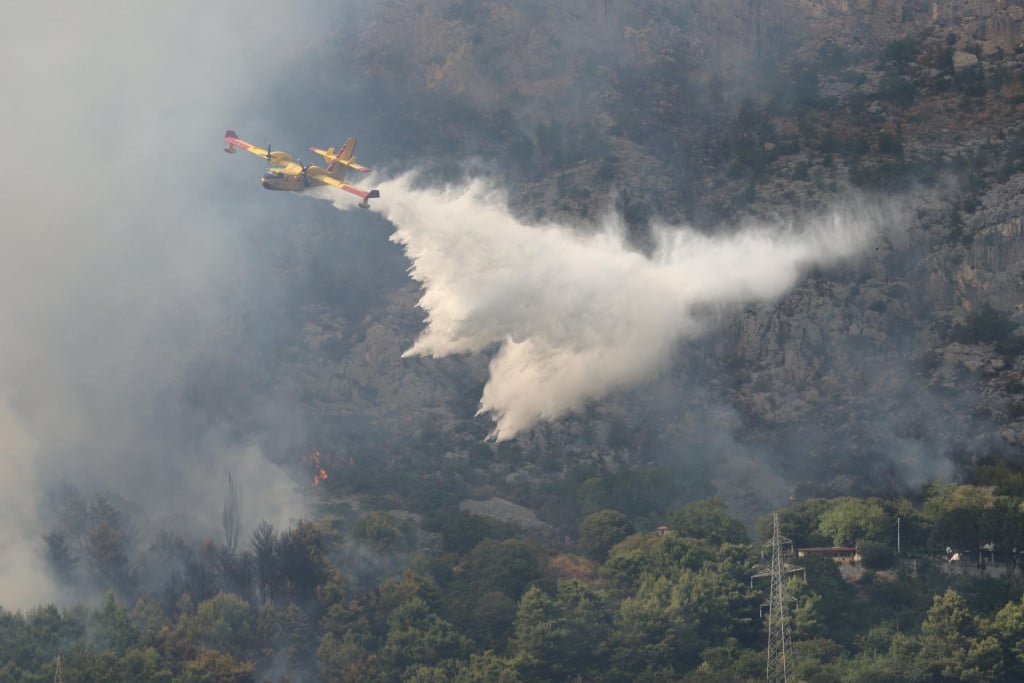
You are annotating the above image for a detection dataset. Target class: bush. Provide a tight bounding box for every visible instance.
[878,131,904,157]
[859,541,897,570]
[878,74,915,106]
[953,305,1017,346]
[883,38,919,73]
[353,511,415,551]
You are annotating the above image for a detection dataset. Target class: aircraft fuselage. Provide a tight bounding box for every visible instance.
[261,175,308,191]
[261,166,331,192]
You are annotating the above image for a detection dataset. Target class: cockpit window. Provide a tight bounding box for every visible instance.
[263,170,284,179]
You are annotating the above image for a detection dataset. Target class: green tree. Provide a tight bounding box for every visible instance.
[93,591,139,654]
[380,597,472,675]
[56,485,89,543]
[0,605,86,680]
[755,499,834,547]
[509,586,571,681]
[579,509,634,561]
[177,648,256,683]
[131,596,167,647]
[858,540,897,570]
[85,520,136,593]
[250,521,278,604]
[817,498,891,546]
[120,646,173,682]
[599,534,661,591]
[554,578,612,677]
[353,511,415,551]
[787,575,824,639]
[404,652,524,683]
[667,497,748,545]
[799,554,858,645]
[186,592,254,657]
[318,631,379,682]
[459,539,540,600]
[458,591,516,650]
[453,651,523,682]
[918,589,1003,681]
[844,628,931,682]
[683,638,763,682]
[44,532,79,581]
[924,483,1000,516]
[277,520,334,606]
[929,506,983,554]
[607,574,695,679]
[989,595,1024,678]
[789,637,848,681]
[223,475,241,555]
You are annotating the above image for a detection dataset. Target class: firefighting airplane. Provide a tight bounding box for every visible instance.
[223,130,380,208]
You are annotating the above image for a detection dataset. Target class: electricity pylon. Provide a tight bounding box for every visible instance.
[751,513,804,683]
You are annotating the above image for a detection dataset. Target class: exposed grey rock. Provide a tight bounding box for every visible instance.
[953,50,980,72]
[460,497,555,536]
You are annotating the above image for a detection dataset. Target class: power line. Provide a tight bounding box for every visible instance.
[751,513,804,683]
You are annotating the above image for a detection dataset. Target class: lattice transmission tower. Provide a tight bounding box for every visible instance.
[751,513,804,683]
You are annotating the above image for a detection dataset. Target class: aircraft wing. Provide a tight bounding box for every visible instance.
[224,130,294,166]
[317,174,380,205]
[341,159,372,173]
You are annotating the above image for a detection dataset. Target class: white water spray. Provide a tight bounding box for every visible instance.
[328,175,891,440]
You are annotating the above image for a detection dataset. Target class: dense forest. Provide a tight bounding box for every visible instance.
[12,465,1024,681]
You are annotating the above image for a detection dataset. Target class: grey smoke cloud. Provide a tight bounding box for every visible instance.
[0,2,334,608]
[329,175,893,440]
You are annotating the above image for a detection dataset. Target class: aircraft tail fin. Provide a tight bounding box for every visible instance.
[326,137,359,175]
[309,137,372,176]
[337,137,356,162]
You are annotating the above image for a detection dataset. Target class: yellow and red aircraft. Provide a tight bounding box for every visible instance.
[224,130,380,208]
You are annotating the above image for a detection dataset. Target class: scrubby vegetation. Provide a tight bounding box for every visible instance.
[12,474,1024,681]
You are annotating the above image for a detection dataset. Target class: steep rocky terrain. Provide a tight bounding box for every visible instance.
[267,0,1024,516]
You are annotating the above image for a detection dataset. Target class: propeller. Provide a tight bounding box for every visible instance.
[265,143,272,164]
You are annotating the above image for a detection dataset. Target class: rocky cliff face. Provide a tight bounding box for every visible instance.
[793,0,1024,52]
[349,0,1024,110]
[291,0,1024,502]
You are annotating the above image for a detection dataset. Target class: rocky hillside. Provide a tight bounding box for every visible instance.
[273,0,1024,512]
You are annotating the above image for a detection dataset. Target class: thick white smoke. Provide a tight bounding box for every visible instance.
[0,2,331,609]
[331,174,892,440]
[0,403,58,607]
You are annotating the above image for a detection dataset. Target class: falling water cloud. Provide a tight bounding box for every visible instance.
[327,173,897,440]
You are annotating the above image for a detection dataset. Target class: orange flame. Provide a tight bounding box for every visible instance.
[313,468,328,487]
[306,449,328,488]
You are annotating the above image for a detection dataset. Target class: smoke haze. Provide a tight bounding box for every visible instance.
[0,2,336,608]
[326,175,896,440]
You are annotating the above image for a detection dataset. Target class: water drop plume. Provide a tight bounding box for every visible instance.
[331,174,892,440]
